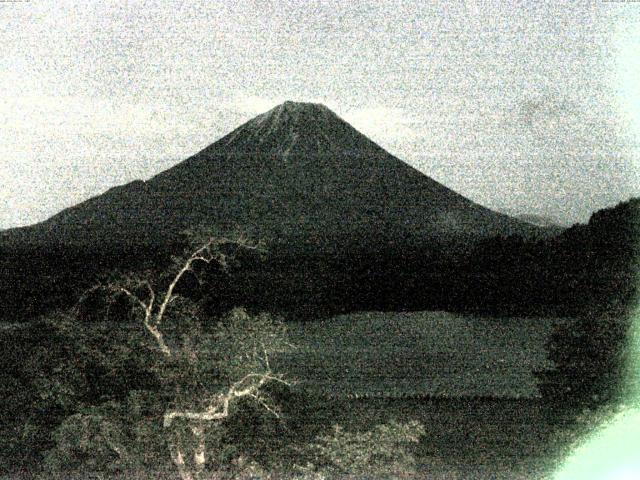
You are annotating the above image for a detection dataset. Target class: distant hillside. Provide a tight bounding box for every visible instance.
[536,197,640,407]
[514,214,564,230]
[456,197,640,317]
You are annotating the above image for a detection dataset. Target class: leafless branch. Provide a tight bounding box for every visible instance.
[76,232,264,359]
[163,367,290,428]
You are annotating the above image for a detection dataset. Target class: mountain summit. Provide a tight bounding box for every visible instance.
[213,101,377,159]
[2,101,539,252]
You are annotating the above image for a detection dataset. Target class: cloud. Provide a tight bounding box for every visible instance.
[517,95,577,128]
[341,106,420,143]
[222,94,285,116]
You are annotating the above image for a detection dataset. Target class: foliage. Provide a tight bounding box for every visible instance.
[540,307,633,408]
[212,308,292,384]
[535,199,639,408]
[44,404,130,474]
[23,306,292,478]
[0,230,299,480]
[0,313,95,470]
[43,392,168,475]
[296,420,426,478]
[0,311,169,473]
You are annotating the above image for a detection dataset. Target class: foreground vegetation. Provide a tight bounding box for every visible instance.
[0,303,578,480]
[0,232,429,479]
[1,196,637,478]
[1,306,623,478]
[0,315,432,479]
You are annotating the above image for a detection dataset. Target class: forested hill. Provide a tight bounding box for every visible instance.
[0,198,636,323]
[451,197,640,317]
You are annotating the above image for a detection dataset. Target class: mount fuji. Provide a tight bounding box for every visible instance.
[1,101,541,253]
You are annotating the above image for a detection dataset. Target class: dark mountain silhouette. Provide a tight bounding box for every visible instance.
[456,197,639,316]
[0,101,559,320]
[1,101,542,253]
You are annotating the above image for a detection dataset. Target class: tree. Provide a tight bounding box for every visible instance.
[536,199,640,409]
[77,230,293,480]
[539,307,632,409]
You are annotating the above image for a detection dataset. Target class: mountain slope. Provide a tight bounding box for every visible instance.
[514,214,564,230]
[2,101,541,253]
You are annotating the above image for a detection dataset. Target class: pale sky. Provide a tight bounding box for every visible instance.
[1,0,639,229]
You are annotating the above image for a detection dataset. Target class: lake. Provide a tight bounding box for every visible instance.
[278,311,564,399]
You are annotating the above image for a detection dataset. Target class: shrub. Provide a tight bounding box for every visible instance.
[297,420,426,478]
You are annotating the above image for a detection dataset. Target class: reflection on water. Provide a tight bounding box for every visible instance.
[280,311,560,398]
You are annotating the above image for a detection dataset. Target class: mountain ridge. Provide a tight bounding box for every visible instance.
[1,101,543,252]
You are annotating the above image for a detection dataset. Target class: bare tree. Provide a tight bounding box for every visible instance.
[81,231,292,480]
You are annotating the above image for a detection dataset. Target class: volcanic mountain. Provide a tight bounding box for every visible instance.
[2,101,541,253]
[1,101,558,318]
